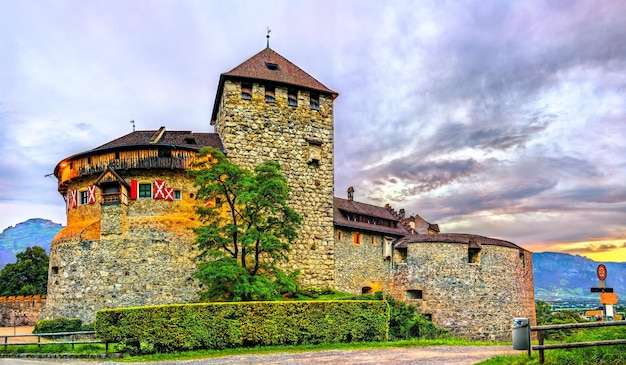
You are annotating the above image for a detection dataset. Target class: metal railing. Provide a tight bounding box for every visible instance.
[532,320,626,364]
[1,331,109,352]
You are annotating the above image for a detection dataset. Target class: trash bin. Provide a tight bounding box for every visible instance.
[512,318,530,350]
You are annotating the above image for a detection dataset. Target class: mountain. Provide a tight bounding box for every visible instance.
[0,218,63,269]
[533,252,626,301]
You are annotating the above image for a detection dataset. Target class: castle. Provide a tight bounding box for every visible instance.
[43,46,535,341]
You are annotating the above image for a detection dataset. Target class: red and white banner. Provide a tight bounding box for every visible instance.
[153,179,166,200]
[87,184,96,204]
[71,189,78,208]
[164,187,174,201]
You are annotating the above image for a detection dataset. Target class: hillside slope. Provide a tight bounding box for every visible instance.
[533,252,626,300]
[0,218,62,269]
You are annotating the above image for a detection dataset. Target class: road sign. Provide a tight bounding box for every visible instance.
[600,293,618,305]
[591,287,614,293]
[597,264,607,280]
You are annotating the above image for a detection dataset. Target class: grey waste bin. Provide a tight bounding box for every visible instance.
[512,318,530,350]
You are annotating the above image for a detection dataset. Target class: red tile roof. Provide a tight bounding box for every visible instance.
[334,197,410,236]
[224,48,337,96]
[94,129,223,151]
[211,48,337,124]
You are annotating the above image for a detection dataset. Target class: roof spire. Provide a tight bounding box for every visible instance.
[266,27,271,48]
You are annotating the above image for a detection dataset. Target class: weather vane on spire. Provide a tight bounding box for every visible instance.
[266,27,271,48]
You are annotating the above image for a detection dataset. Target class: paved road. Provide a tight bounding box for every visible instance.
[0,346,520,365]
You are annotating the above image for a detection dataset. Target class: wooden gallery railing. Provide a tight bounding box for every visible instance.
[532,320,626,364]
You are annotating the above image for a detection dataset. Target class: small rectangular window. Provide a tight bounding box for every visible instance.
[241,82,252,100]
[310,92,319,110]
[265,85,275,103]
[288,88,297,106]
[174,190,181,200]
[337,231,342,240]
[139,183,151,198]
[51,266,59,275]
[158,148,172,157]
[80,191,88,205]
[352,233,361,245]
[406,290,423,300]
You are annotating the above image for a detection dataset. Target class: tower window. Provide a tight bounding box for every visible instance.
[80,190,88,205]
[288,88,297,106]
[352,233,361,245]
[310,92,319,110]
[174,190,181,200]
[241,82,252,100]
[138,183,151,198]
[265,85,275,103]
[337,231,342,240]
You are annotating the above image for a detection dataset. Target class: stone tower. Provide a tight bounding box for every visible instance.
[210,47,338,287]
[42,129,223,321]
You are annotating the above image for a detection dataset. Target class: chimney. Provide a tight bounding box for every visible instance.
[347,186,354,201]
[399,209,406,219]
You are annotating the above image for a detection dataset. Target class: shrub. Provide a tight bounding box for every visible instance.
[33,318,83,334]
[95,300,389,354]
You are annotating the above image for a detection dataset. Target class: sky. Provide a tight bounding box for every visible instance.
[1,0,625,262]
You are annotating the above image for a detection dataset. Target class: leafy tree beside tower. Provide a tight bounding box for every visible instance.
[189,147,302,301]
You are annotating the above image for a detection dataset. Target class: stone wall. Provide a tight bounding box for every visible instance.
[0,295,45,327]
[389,241,535,341]
[334,228,392,294]
[214,80,335,287]
[43,169,202,323]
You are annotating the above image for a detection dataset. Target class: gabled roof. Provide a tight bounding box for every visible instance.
[334,197,410,236]
[211,48,338,124]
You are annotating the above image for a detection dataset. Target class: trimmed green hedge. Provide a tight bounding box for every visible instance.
[33,318,83,334]
[95,300,389,354]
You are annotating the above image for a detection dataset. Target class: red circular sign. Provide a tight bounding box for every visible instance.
[597,264,607,281]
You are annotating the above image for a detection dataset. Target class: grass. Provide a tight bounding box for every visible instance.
[477,327,626,365]
[0,338,501,362]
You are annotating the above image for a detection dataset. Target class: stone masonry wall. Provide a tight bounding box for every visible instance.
[334,228,392,294]
[0,296,45,327]
[215,80,335,287]
[389,242,535,341]
[43,169,202,322]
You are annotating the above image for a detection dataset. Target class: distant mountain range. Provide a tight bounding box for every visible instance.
[1,219,625,301]
[0,218,63,269]
[532,251,626,301]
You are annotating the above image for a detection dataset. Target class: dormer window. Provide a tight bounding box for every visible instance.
[265,62,279,70]
[265,85,275,103]
[241,82,252,100]
[184,137,197,145]
[310,92,319,110]
[288,88,297,107]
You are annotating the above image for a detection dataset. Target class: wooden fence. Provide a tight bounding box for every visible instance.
[531,320,626,364]
[1,331,109,352]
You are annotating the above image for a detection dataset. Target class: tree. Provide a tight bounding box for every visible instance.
[189,147,302,301]
[0,246,49,296]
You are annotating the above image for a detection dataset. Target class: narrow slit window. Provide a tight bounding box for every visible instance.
[288,88,298,106]
[265,85,275,103]
[241,82,252,100]
[310,92,319,110]
[352,232,361,245]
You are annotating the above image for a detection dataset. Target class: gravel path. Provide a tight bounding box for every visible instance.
[0,346,520,365]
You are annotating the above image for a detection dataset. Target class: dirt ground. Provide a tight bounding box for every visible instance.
[0,326,36,342]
